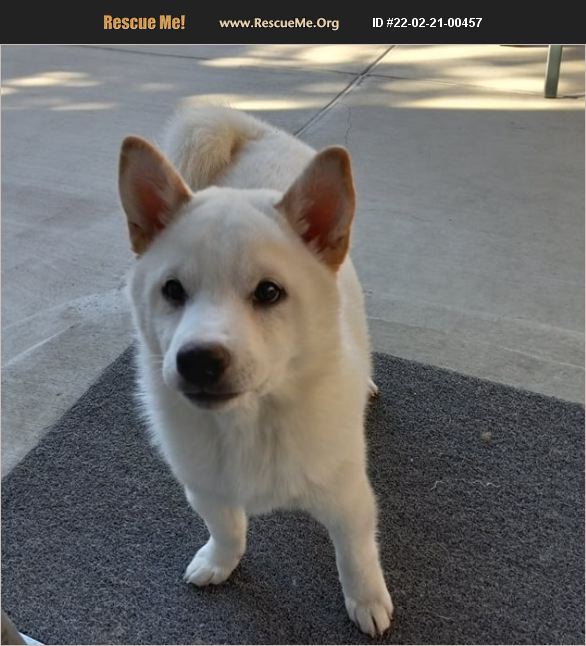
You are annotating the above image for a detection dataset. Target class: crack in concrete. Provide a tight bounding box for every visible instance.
[295,45,395,137]
[343,104,353,148]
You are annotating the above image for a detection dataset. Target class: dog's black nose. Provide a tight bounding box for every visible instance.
[176,344,231,389]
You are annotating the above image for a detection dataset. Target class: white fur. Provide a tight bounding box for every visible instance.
[125,107,393,636]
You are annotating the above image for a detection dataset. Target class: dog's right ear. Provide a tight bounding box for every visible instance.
[119,136,192,255]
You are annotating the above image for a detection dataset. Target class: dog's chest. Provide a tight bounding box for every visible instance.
[219,422,311,512]
[163,406,318,513]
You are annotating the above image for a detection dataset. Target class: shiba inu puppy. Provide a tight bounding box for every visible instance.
[119,107,393,635]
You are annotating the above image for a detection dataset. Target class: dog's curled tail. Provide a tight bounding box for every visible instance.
[162,106,269,191]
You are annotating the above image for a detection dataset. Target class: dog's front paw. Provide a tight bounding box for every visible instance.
[345,589,394,637]
[183,539,241,586]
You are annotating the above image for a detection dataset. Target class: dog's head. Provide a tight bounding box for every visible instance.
[119,136,355,411]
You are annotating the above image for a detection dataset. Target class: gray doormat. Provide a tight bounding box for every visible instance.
[2,348,584,645]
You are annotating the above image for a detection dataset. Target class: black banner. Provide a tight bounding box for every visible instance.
[1,5,584,44]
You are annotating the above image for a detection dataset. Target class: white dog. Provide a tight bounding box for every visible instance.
[118,107,393,636]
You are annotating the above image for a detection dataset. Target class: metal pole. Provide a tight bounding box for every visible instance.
[545,45,563,98]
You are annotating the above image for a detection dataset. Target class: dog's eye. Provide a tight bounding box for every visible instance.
[253,280,284,306]
[162,279,187,305]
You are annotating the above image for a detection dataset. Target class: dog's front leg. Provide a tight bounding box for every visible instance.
[183,489,247,586]
[310,475,393,636]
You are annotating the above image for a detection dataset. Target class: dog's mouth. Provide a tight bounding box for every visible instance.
[182,390,241,409]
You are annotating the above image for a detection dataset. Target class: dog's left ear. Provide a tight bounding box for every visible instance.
[119,136,192,255]
[276,146,356,271]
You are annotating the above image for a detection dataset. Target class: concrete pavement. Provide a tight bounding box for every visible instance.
[2,44,584,473]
